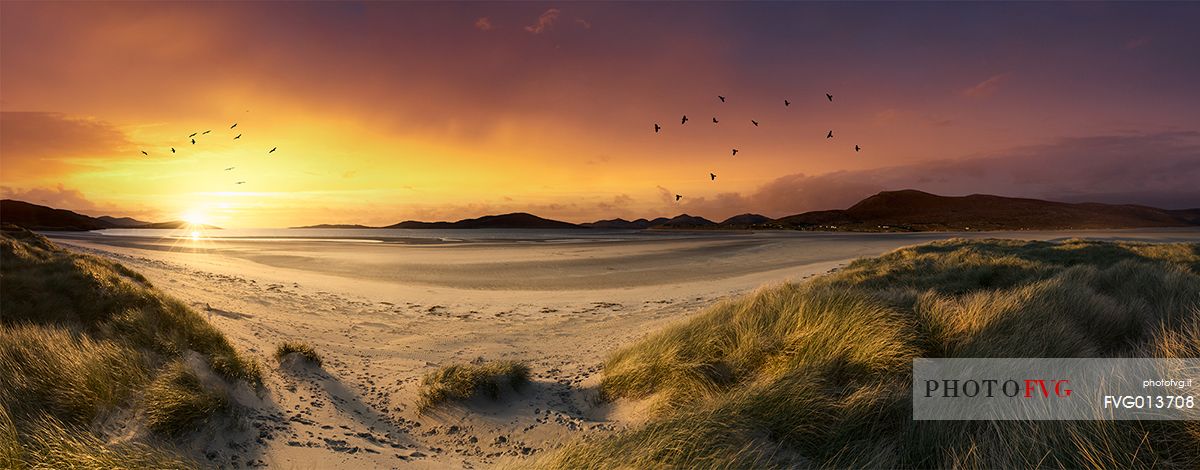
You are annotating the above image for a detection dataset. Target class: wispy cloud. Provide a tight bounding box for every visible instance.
[661,131,1200,219]
[474,17,493,31]
[525,8,560,34]
[959,73,1010,98]
[1123,36,1152,50]
[575,18,592,30]
[1,184,100,213]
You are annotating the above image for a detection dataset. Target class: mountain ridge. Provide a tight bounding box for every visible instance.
[5,190,1199,232]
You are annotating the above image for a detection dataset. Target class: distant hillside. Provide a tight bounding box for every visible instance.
[291,224,377,229]
[0,200,112,230]
[0,200,219,231]
[774,190,1200,231]
[97,215,151,227]
[652,214,717,229]
[136,221,222,230]
[386,212,581,229]
[719,213,772,227]
[581,218,656,229]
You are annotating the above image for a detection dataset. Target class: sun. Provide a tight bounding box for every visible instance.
[180,211,208,226]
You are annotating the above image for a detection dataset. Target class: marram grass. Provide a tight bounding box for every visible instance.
[274,340,323,366]
[0,227,258,467]
[531,238,1200,469]
[418,360,531,411]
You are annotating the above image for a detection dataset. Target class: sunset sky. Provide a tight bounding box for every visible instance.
[2,2,1198,227]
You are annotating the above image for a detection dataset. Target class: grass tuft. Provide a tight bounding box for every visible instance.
[143,361,230,437]
[533,238,1200,469]
[274,341,323,367]
[418,360,531,410]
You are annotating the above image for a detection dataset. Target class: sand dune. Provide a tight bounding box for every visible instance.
[42,228,1200,467]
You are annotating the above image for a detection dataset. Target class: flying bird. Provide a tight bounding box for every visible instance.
[191,138,196,144]
[675,194,682,201]
[170,147,175,154]
[189,132,197,138]
[141,150,148,156]
[751,120,759,127]
[202,130,211,135]
[784,99,790,107]
[827,130,833,139]
[236,181,246,184]
[234,134,241,139]
[732,148,738,156]
[269,147,277,153]
[712,117,719,123]
[231,123,238,129]
[681,115,688,125]
[855,145,861,152]
[718,95,726,102]
[826,93,833,102]
[654,123,661,133]
[225,167,235,171]
[710,173,716,181]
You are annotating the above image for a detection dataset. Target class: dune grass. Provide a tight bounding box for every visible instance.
[419,360,531,411]
[0,226,261,467]
[274,340,323,367]
[533,238,1200,469]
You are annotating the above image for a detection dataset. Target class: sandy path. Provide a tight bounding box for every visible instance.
[45,228,1200,468]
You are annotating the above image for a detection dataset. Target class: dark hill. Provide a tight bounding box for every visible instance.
[97,215,152,227]
[1,200,221,230]
[719,213,772,227]
[0,199,112,230]
[653,214,717,229]
[775,190,1200,231]
[387,212,580,229]
[581,218,654,229]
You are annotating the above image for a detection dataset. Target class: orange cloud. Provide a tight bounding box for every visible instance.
[1,184,100,213]
[0,112,133,180]
[525,9,560,34]
[474,17,493,31]
[959,73,1010,98]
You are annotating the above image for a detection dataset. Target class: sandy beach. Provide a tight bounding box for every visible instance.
[43,228,1200,468]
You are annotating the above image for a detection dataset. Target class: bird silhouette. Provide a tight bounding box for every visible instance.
[269,147,277,153]
[189,132,197,138]
[681,115,688,125]
[225,167,235,171]
[826,93,833,102]
[141,150,148,156]
[191,138,196,145]
[784,99,790,107]
[231,123,238,129]
[654,123,661,133]
[710,173,716,181]
[170,147,175,154]
[712,117,719,123]
[827,130,833,139]
[732,149,738,156]
[718,95,726,102]
[855,145,861,152]
[675,194,682,201]
[751,120,759,127]
[234,134,241,139]
[202,130,211,135]
[236,181,246,184]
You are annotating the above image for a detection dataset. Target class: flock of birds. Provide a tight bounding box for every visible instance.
[656,92,860,202]
[140,121,276,185]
